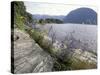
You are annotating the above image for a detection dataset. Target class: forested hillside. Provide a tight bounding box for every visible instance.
[12,1,33,30]
[64,8,97,25]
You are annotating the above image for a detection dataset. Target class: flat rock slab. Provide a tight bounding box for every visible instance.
[12,29,54,74]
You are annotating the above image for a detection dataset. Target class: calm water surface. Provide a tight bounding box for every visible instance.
[38,23,97,52]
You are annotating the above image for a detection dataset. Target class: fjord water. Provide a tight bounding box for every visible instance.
[42,24,97,53]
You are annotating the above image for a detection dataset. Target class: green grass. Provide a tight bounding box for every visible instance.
[15,14,25,30]
[26,28,54,53]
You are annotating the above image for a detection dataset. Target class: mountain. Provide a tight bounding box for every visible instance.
[32,14,65,21]
[64,8,97,25]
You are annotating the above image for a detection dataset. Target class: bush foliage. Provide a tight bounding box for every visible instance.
[13,1,33,30]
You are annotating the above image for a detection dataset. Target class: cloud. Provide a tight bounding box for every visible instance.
[24,1,97,16]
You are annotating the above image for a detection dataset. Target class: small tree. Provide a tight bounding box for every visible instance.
[39,19,45,25]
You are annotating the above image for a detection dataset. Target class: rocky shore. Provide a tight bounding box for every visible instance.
[12,28,97,74]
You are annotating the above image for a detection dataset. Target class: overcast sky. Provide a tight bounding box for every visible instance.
[24,1,97,16]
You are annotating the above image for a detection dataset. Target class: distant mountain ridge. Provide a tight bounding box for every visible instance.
[32,8,97,25]
[63,8,97,25]
[32,14,65,21]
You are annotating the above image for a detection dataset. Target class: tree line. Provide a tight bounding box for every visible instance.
[35,18,63,25]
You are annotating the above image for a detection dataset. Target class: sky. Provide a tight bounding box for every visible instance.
[24,1,97,16]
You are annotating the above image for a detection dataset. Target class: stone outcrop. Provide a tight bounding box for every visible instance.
[12,29,54,74]
[42,35,97,70]
[63,49,97,69]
